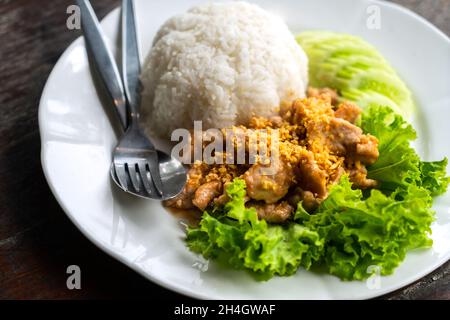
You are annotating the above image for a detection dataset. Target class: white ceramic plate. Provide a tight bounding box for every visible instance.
[39,0,450,299]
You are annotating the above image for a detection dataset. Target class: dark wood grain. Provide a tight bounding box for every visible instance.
[0,0,448,300]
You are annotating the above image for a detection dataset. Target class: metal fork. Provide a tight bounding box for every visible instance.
[77,0,186,199]
[114,0,164,196]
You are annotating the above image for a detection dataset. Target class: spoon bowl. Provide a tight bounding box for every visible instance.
[110,150,187,200]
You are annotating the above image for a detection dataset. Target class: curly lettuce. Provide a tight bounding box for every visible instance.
[361,105,449,195]
[296,177,434,280]
[187,180,324,278]
[186,106,449,281]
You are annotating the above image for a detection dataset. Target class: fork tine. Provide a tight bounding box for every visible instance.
[115,163,129,191]
[138,162,155,196]
[147,153,164,196]
[127,163,141,192]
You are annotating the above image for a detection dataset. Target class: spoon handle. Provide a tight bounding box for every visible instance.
[77,0,128,130]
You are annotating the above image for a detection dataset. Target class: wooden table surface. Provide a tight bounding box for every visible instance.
[0,0,449,300]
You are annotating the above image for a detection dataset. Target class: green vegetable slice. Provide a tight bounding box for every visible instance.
[296,31,415,119]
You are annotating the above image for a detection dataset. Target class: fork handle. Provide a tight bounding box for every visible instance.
[77,0,128,130]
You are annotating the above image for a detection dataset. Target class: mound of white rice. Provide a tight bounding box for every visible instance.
[140,1,308,137]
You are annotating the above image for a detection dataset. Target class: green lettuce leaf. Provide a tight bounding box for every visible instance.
[187,176,436,281]
[420,159,450,196]
[186,179,324,278]
[297,176,434,280]
[361,105,449,196]
[360,105,420,192]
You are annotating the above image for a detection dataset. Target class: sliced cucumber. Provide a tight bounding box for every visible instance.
[297,31,415,119]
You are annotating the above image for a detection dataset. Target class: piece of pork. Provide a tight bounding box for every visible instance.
[243,158,295,204]
[294,150,328,198]
[293,97,379,165]
[307,116,379,166]
[334,101,361,124]
[327,117,363,155]
[355,134,379,165]
[307,87,339,106]
[287,188,321,212]
[252,201,294,223]
[192,181,223,211]
[348,161,378,189]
